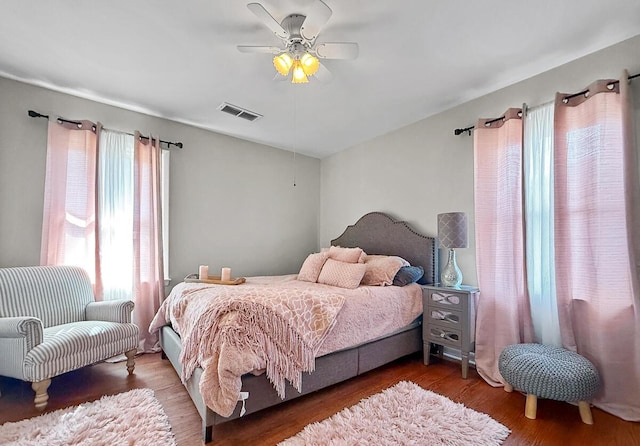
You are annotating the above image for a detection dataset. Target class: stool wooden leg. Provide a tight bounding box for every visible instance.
[504,383,513,392]
[525,394,537,419]
[578,401,594,424]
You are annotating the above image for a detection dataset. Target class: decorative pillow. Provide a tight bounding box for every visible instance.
[297,252,329,282]
[317,258,367,289]
[328,246,365,263]
[361,255,409,286]
[392,265,425,287]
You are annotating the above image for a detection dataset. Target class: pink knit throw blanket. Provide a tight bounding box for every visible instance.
[172,284,344,416]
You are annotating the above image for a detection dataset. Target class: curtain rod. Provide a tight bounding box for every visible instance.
[453,71,640,136]
[27,110,184,149]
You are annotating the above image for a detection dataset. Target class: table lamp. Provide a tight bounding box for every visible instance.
[437,212,468,287]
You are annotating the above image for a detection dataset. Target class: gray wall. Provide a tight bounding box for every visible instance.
[0,77,321,285]
[3,35,640,290]
[320,34,640,287]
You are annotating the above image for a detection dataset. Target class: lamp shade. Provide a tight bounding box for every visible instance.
[273,53,294,76]
[291,60,309,83]
[437,212,468,249]
[300,53,319,76]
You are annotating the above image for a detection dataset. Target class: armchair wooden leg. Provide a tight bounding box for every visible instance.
[32,379,51,411]
[125,349,136,375]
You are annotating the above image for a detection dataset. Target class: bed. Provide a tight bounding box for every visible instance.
[155,212,437,443]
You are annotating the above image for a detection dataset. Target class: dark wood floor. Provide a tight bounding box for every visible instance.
[1,353,638,445]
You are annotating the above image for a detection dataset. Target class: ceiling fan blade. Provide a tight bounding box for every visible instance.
[300,0,332,41]
[273,72,289,82]
[314,62,333,83]
[237,45,282,54]
[314,42,359,59]
[247,3,289,39]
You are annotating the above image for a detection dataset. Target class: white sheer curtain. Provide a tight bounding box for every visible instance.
[98,129,134,301]
[523,103,562,346]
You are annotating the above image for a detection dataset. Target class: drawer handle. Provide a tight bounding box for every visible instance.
[431,328,460,342]
[431,310,460,323]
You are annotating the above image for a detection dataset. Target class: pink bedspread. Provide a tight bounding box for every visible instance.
[150,275,422,416]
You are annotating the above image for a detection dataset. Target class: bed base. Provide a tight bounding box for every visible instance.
[160,212,437,443]
[160,322,422,443]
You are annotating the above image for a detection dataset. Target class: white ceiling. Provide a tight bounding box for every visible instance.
[1,1,640,158]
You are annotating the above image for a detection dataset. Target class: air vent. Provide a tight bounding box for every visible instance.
[218,103,262,122]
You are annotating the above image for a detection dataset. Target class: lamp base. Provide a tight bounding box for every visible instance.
[441,248,462,287]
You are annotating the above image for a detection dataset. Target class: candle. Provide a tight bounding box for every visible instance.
[221,267,231,282]
[198,265,209,280]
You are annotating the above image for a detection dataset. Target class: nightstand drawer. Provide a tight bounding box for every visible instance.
[425,326,462,349]
[427,308,463,330]
[427,290,464,310]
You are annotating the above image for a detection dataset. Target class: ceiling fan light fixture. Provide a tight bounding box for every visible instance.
[273,52,294,76]
[242,1,359,84]
[291,60,309,83]
[300,52,319,76]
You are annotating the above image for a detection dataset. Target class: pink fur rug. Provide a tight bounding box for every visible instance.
[279,381,510,446]
[0,388,175,446]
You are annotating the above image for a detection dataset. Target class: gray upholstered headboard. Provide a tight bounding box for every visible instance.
[331,212,438,285]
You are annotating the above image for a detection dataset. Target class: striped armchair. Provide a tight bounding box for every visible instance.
[0,266,139,410]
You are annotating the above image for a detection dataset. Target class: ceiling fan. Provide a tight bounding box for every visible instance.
[237,0,359,83]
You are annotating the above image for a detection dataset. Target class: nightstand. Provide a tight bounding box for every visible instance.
[422,284,479,379]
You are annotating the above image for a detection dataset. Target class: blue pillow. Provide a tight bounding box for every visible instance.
[392,265,424,286]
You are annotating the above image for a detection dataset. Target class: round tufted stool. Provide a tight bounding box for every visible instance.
[498,343,601,424]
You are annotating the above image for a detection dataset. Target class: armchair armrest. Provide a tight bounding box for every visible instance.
[0,317,44,351]
[86,300,134,323]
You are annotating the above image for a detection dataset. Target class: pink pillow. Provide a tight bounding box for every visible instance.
[361,255,410,286]
[297,252,329,282]
[317,258,367,289]
[328,246,366,263]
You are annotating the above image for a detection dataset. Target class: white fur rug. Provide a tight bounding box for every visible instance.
[0,388,175,446]
[280,381,510,446]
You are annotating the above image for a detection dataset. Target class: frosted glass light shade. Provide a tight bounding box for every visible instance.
[273,52,319,83]
[273,53,294,76]
[300,53,319,76]
[291,60,309,83]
